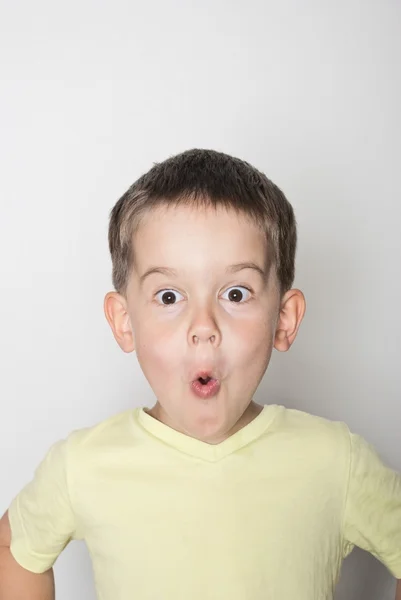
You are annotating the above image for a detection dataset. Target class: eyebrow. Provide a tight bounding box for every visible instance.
[139,262,268,286]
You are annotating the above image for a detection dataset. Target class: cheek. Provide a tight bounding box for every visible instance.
[134,321,182,380]
[230,314,275,365]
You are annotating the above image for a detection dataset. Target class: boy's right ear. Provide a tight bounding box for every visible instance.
[104,292,135,353]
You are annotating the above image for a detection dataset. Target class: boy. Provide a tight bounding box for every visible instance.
[1,149,400,599]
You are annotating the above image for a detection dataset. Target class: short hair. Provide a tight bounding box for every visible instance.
[108,148,297,297]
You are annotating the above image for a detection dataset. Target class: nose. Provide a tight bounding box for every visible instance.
[188,306,222,348]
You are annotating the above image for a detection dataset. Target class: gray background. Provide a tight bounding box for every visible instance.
[0,0,400,598]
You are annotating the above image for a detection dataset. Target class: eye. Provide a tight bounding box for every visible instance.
[154,289,185,306]
[221,286,252,303]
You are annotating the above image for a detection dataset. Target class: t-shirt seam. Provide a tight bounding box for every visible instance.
[64,434,80,540]
[12,482,57,561]
[13,494,34,556]
[339,423,352,557]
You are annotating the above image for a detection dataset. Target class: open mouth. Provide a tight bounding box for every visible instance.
[191,374,220,399]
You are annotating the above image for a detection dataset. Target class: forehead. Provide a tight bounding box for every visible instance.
[132,205,268,273]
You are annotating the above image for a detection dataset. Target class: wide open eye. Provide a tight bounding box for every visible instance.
[221,286,252,303]
[155,289,185,306]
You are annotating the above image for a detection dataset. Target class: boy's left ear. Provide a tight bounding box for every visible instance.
[274,289,306,352]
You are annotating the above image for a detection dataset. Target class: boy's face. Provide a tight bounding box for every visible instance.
[105,204,304,443]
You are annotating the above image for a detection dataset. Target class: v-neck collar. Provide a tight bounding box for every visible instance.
[134,404,279,462]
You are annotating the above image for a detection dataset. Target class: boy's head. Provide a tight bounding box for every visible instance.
[104,149,305,442]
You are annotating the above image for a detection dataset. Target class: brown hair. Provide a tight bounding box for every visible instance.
[108,149,297,297]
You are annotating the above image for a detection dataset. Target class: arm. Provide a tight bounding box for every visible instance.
[0,510,55,600]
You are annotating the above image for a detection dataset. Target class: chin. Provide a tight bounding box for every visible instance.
[183,405,235,441]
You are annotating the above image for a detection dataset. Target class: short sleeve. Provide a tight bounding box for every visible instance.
[343,430,401,578]
[8,437,77,574]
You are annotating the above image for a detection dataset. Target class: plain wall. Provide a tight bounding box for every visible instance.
[0,1,400,598]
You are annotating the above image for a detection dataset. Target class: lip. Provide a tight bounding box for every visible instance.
[190,368,219,383]
[191,377,221,399]
[193,370,214,381]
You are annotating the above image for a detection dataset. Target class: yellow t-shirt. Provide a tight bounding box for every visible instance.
[8,404,401,599]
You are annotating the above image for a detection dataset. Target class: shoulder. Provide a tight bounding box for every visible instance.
[64,408,142,458]
[274,404,350,436]
[270,404,351,462]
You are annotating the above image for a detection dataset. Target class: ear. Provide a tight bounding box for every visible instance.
[274,289,306,352]
[104,292,135,353]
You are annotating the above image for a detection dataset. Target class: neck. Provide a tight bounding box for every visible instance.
[146,400,263,444]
